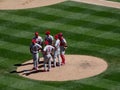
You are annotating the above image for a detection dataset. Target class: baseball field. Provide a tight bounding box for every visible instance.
[107,0,120,2]
[0,0,120,90]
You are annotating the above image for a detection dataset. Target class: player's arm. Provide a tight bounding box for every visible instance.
[41,38,44,50]
[64,39,68,49]
[51,36,54,46]
[38,44,42,52]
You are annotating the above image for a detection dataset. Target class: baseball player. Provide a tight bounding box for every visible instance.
[30,39,42,70]
[58,33,67,65]
[33,32,43,47]
[42,41,55,72]
[53,34,61,67]
[33,32,43,63]
[44,30,54,45]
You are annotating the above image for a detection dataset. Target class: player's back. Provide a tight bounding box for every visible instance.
[44,45,54,55]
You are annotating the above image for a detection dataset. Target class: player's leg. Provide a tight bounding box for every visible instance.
[35,53,39,70]
[32,53,36,69]
[60,46,65,64]
[53,51,57,67]
[48,56,51,71]
[57,53,61,66]
[38,53,40,64]
[43,56,47,72]
[33,53,39,70]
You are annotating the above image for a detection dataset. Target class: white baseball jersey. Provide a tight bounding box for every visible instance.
[30,43,42,54]
[45,35,54,45]
[54,39,60,51]
[43,45,54,55]
[33,36,43,45]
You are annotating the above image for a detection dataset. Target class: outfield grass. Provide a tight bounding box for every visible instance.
[0,1,120,90]
[107,0,120,2]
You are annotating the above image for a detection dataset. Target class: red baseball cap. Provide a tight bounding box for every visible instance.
[54,34,58,39]
[32,39,36,43]
[58,32,63,37]
[45,31,50,35]
[35,32,39,36]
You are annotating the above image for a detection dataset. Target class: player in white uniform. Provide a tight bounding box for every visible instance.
[33,32,43,48]
[33,32,43,63]
[45,31,54,45]
[58,33,67,65]
[53,34,61,67]
[43,41,55,72]
[30,39,42,70]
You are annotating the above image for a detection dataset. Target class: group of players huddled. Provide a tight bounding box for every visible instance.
[30,30,67,72]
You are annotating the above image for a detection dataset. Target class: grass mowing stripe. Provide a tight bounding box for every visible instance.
[0,83,22,90]
[69,46,120,58]
[0,75,64,90]
[8,7,119,27]
[28,8,120,27]
[0,40,29,54]
[96,31,120,41]
[0,32,31,46]
[54,81,107,90]
[0,47,30,61]
[103,72,120,82]
[2,11,120,35]
[0,26,34,39]
[0,1,119,90]
[0,18,40,31]
[68,40,120,56]
[61,1,120,14]
[68,47,120,60]
[49,2,120,21]
[35,25,120,49]
[99,47,120,56]
[0,17,117,50]
[0,11,120,35]
[1,8,120,33]
[0,26,46,40]
[74,77,120,90]
[0,57,14,72]
[107,0,120,2]
[0,12,47,26]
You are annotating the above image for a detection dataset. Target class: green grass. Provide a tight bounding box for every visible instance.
[0,1,120,90]
[107,0,120,2]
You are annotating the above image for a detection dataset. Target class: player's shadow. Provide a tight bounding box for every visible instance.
[10,64,44,75]
[10,61,44,75]
[14,61,44,66]
[14,63,33,66]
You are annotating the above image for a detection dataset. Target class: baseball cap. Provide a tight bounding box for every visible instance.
[59,32,63,36]
[35,32,39,36]
[32,39,36,43]
[45,31,50,35]
[54,34,58,39]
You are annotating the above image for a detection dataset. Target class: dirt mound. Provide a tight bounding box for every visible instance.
[17,55,108,81]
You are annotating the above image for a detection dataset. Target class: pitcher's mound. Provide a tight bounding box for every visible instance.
[17,55,108,81]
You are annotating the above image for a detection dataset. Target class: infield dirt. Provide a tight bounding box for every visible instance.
[17,55,108,81]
